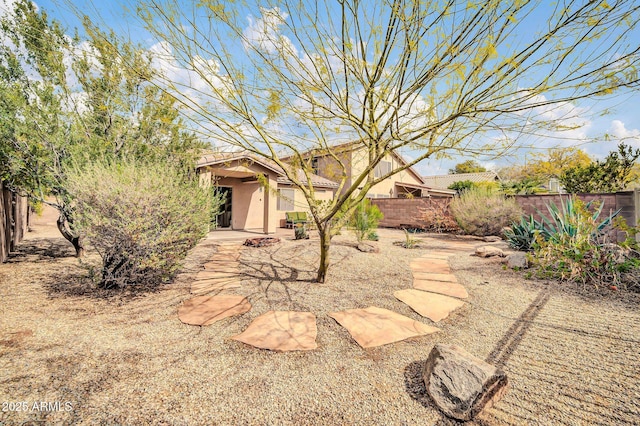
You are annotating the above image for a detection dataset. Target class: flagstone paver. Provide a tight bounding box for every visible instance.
[413,279,469,299]
[178,295,252,326]
[190,244,244,295]
[329,306,441,348]
[179,238,476,351]
[232,311,318,351]
[394,289,465,322]
[412,272,459,283]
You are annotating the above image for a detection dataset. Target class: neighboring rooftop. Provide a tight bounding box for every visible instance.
[422,171,501,189]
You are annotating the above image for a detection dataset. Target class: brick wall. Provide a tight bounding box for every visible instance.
[371,197,451,229]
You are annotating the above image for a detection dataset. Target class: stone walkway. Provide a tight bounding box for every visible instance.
[178,240,477,351]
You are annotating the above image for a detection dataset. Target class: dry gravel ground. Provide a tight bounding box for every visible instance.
[1,207,639,425]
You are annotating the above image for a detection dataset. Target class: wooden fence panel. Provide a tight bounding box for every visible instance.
[0,181,30,263]
[0,182,6,263]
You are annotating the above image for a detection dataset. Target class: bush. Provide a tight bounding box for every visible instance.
[68,159,211,289]
[349,199,383,242]
[448,180,475,193]
[418,200,459,233]
[529,197,632,287]
[450,188,522,236]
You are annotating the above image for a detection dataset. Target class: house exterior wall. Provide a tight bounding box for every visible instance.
[275,185,333,227]
[313,151,351,193]
[205,161,279,233]
[348,149,424,198]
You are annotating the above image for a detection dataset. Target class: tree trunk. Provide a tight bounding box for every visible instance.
[316,222,332,283]
[56,213,85,257]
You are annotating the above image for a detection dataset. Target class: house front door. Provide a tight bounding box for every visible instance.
[216,187,232,228]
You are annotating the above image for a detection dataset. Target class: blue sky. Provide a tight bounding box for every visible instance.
[5,0,640,176]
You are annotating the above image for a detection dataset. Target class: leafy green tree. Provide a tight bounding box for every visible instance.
[448,180,476,193]
[122,0,639,282]
[527,147,593,181]
[449,161,486,174]
[0,0,205,256]
[560,143,640,193]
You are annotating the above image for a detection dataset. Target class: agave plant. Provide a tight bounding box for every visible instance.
[540,196,620,243]
[504,215,548,252]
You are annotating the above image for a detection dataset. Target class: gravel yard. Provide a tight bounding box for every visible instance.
[1,208,639,425]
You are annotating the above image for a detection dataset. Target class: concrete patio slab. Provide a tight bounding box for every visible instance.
[232,311,318,352]
[329,306,440,348]
[394,289,465,322]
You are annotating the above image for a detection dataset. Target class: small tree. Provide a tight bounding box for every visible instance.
[560,143,640,193]
[66,0,640,282]
[68,160,211,289]
[449,161,486,174]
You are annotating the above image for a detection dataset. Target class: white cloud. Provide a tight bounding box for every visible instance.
[242,7,297,57]
[609,120,640,141]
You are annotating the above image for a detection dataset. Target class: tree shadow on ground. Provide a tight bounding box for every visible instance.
[5,237,75,262]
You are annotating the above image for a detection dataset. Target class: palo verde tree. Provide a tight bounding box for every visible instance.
[0,0,205,256]
[123,0,640,282]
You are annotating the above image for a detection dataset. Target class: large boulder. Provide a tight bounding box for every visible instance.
[475,246,505,258]
[423,344,509,421]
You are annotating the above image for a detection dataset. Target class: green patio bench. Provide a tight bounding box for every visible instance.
[285,212,308,228]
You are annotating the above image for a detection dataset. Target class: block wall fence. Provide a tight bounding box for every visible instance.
[372,190,640,240]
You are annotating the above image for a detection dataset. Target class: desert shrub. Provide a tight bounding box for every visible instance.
[530,197,633,287]
[349,199,383,242]
[450,188,522,236]
[294,223,309,240]
[68,159,211,289]
[418,200,459,233]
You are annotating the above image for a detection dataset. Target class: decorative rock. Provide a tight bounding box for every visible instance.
[329,306,440,348]
[232,311,317,351]
[178,295,251,326]
[483,236,502,242]
[475,246,505,258]
[506,252,528,269]
[423,344,509,421]
[357,243,379,253]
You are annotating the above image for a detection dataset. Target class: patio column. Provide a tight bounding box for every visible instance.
[263,174,278,234]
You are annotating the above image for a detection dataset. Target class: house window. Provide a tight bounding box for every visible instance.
[374,160,392,178]
[277,188,295,211]
[311,157,319,174]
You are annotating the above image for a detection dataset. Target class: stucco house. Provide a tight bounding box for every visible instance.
[196,146,453,234]
[196,151,337,233]
[290,142,454,199]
